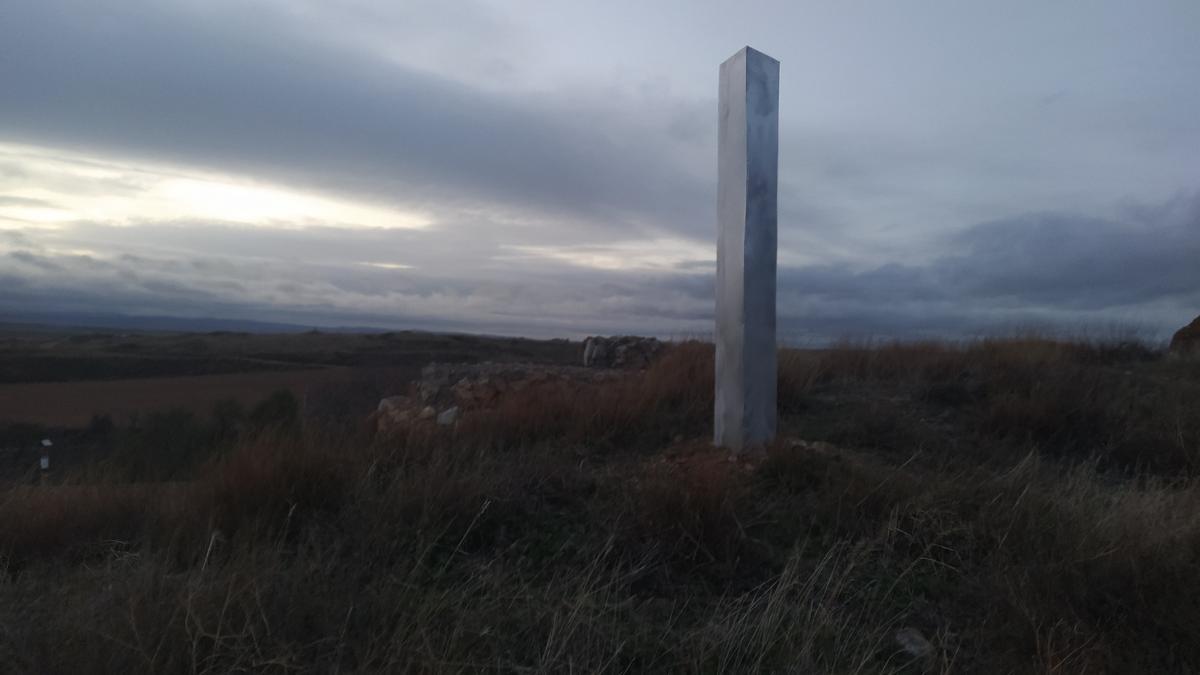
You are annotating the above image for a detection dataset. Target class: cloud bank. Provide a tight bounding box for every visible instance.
[1,1,1198,340]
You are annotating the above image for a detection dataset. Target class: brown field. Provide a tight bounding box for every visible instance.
[0,327,578,429]
[0,366,372,427]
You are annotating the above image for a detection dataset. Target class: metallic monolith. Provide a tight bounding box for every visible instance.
[715,46,779,452]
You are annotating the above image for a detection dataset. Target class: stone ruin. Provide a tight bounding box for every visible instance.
[581,335,663,369]
[373,336,666,436]
[1170,315,1200,355]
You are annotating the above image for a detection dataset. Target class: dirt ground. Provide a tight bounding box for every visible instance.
[0,367,359,427]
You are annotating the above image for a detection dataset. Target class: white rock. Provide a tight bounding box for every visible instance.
[581,335,660,368]
[436,406,459,426]
[895,627,933,658]
[377,395,410,414]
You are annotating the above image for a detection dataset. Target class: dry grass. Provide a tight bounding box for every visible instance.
[1,338,1199,673]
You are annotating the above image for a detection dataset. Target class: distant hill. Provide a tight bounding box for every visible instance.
[0,311,389,335]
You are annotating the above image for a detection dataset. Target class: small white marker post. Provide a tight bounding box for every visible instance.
[39,438,52,482]
[715,46,780,453]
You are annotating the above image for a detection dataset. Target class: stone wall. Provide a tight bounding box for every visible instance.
[581,336,663,369]
[373,361,622,436]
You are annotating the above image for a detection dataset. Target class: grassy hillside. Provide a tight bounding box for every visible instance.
[1,339,1199,673]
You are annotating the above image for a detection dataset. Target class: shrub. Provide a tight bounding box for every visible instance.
[108,408,214,481]
[248,389,300,429]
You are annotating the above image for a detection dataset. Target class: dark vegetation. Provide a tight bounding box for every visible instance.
[0,391,303,484]
[2,338,1200,673]
[0,329,577,383]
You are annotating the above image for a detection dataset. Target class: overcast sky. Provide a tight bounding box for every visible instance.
[1,1,1198,341]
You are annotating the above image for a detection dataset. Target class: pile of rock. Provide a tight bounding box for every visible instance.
[374,361,621,436]
[374,395,440,431]
[581,335,663,369]
[1170,315,1200,355]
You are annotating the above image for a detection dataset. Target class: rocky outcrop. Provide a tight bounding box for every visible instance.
[374,340,667,435]
[581,336,663,369]
[419,362,619,407]
[374,361,622,436]
[1170,316,1200,355]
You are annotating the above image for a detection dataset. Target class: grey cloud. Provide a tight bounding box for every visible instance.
[747,193,1199,341]
[0,225,713,337]
[942,193,1200,309]
[4,192,1196,342]
[0,195,56,208]
[8,251,62,271]
[0,1,711,240]
[60,219,515,284]
[0,229,33,247]
[2,1,1199,339]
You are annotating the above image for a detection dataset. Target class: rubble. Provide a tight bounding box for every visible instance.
[373,361,623,436]
[581,335,663,369]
